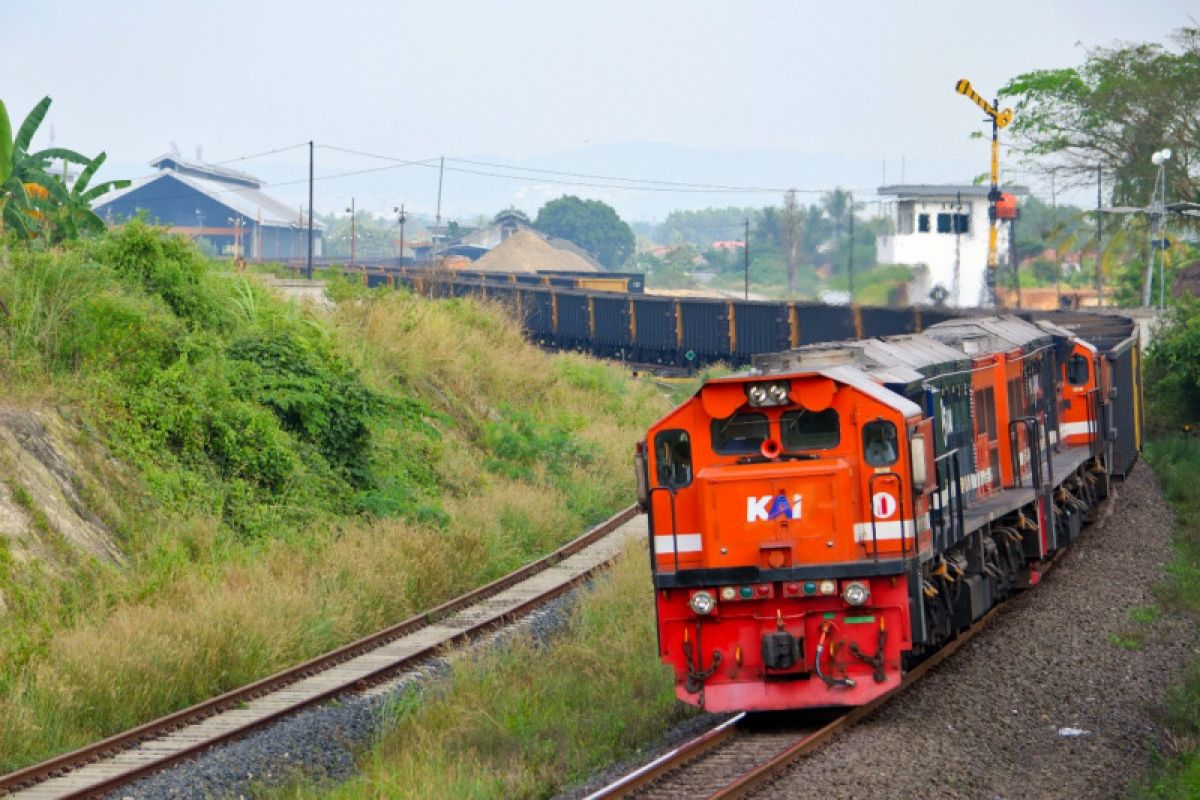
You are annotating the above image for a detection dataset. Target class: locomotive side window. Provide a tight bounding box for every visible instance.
[781,409,840,450]
[862,420,899,466]
[1067,354,1089,386]
[654,429,692,488]
[711,413,769,455]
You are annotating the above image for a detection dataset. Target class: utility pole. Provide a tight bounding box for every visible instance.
[1052,170,1061,309]
[1009,201,1021,309]
[743,218,750,300]
[433,156,445,266]
[395,204,407,268]
[846,194,855,304]
[1095,165,1103,307]
[953,191,962,306]
[306,140,314,279]
[345,197,356,266]
[955,79,1013,308]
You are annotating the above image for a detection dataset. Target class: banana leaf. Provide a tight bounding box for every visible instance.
[0,100,11,185]
[14,96,51,152]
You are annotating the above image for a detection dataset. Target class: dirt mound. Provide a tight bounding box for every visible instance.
[473,230,602,273]
[0,407,123,613]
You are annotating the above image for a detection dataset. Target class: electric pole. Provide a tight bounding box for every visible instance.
[847,194,855,304]
[433,156,445,266]
[1095,166,1103,307]
[395,204,407,268]
[743,218,750,300]
[306,140,314,279]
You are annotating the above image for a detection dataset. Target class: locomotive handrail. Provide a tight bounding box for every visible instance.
[647,485,682,574]
[1008,417,1044,491]
[867,471,908,561]
[931,448,965,552]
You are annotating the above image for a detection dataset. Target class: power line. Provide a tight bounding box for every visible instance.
[444,155,830,194]
[322,142,870,195]
[211,141,311,166]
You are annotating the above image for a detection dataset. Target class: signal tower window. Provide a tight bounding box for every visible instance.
[863,420,899,466]
[654,429,692,488]
[917,213,931,233]
[711,413,769,455]
[781,409,840,450]
[936,213,953,233]
[1067,354,1090,386]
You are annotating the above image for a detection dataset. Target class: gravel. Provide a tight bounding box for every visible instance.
[750,462,1199,800]
[108,593,580,800]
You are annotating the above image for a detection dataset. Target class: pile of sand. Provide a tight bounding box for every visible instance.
[473,230,602,273]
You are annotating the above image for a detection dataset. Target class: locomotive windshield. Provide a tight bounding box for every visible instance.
[780,408,840,450]
[862,419,899,466]
[711,413,769,454]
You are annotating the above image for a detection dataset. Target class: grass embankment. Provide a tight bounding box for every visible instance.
[1138,437,1200,798]
[0,223,669,770]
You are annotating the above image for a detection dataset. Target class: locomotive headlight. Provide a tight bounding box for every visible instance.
[745,380,791,407]
[842,581,870,606]
[689,590,717,615]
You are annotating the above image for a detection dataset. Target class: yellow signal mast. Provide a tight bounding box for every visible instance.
[955,78,1013,307]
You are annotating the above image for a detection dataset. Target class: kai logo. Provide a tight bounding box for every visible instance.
[747,493,802,523]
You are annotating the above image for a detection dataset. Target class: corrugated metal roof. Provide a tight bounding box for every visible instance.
[93,172,324,230]
[149,154,261,187]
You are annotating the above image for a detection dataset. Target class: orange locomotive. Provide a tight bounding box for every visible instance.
[636,315,1141,712]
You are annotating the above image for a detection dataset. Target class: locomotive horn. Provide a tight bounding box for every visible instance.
[760,438,782,459]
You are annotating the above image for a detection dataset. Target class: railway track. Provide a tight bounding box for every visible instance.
[588,540,1083,800]
[0,507,646,799]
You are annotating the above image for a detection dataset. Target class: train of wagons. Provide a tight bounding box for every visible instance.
[635,312,1142,711]
[354,266,962,367]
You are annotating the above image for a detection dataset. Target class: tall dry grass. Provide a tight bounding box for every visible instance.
[0,286,670,770]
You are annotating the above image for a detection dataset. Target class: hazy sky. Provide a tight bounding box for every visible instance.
[5,1,1195,220]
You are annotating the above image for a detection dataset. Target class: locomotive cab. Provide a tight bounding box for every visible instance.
[641,367,926,710]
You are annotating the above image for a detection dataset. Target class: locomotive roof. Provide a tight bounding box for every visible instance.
[713,364,923,417]
[923,315,1053,356]
[753,332,968,385]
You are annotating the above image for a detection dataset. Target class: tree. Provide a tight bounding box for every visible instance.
[1000,27,1200,205]
[533,195,635,269]
[657,206,755,247]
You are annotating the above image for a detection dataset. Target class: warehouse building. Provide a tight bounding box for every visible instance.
[92,154,323,260]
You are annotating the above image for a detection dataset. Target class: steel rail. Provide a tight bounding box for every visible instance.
[0,505,640,798]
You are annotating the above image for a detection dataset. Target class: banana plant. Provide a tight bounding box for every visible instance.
[44,151,130,241]
[1,96,129,240]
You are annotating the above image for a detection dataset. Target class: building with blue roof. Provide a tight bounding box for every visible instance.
[92,154,323,260]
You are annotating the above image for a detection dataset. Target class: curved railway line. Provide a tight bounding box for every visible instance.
[0,508,646,799]
[586,528,1087,800]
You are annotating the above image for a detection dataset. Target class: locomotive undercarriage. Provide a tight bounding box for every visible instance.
[910,458,1103,660]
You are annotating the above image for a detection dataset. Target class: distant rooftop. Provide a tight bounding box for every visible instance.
[878,184,1029,198]
[149,154,262,188]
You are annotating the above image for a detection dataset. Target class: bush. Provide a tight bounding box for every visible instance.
[1146,296,1200,429]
